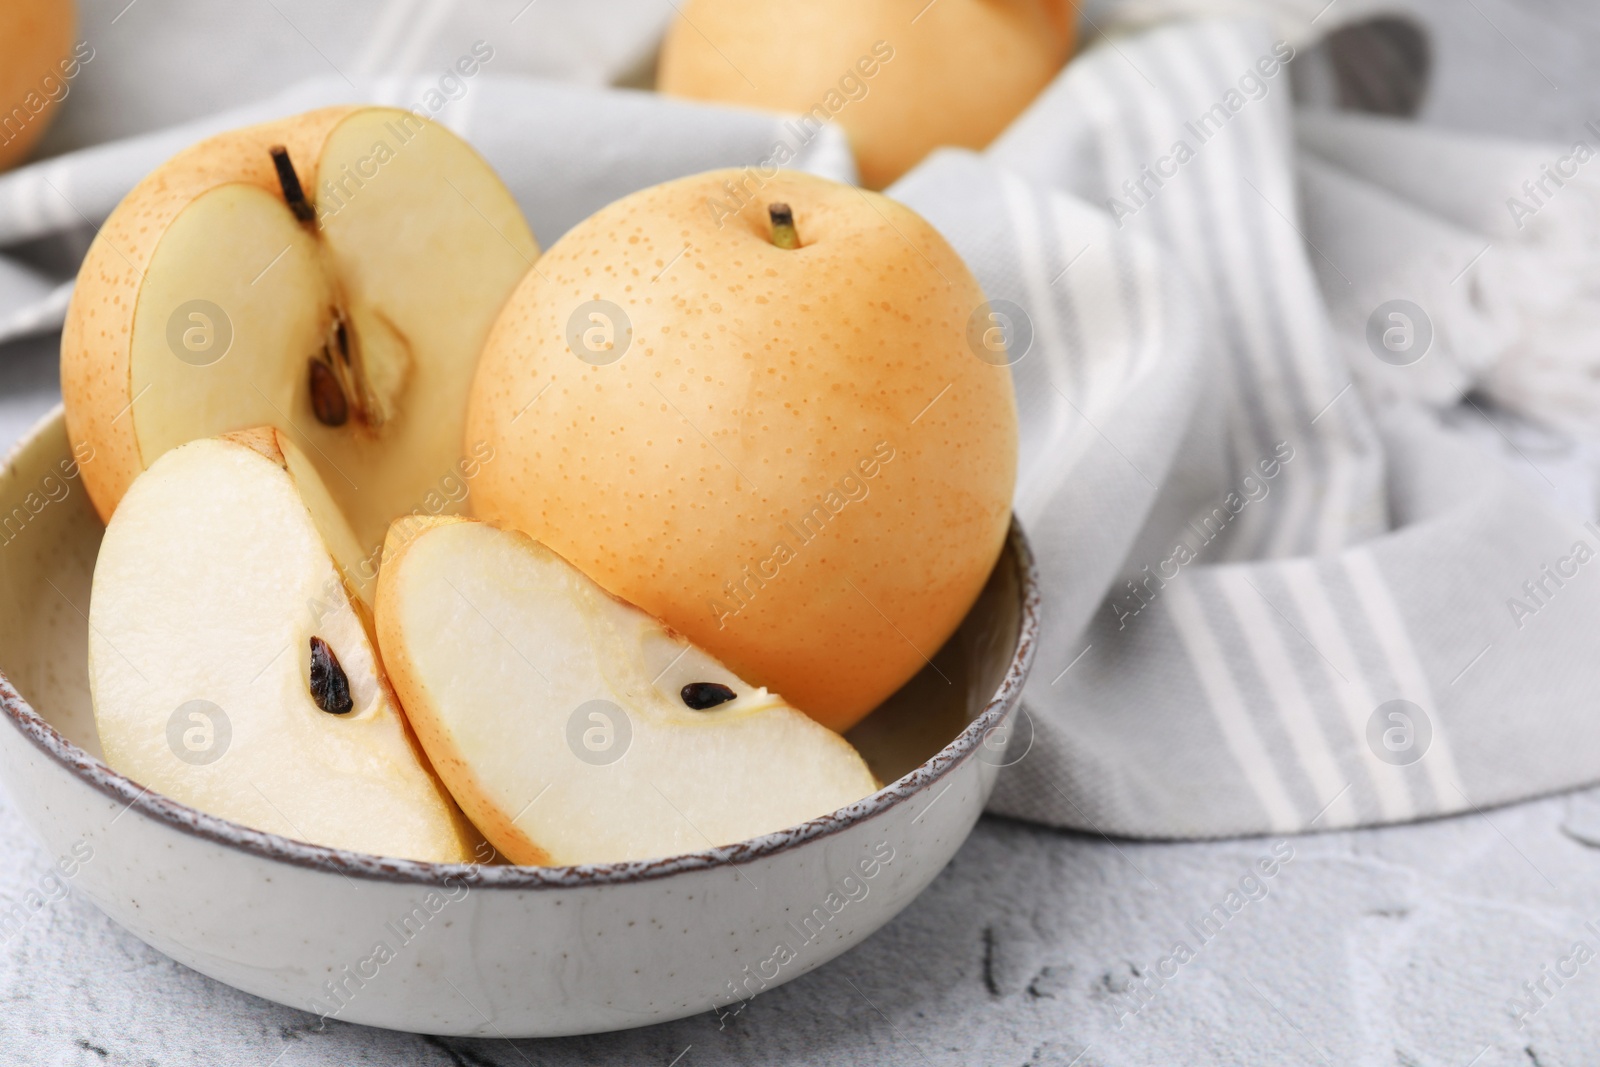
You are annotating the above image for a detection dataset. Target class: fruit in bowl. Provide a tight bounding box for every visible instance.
[10,95,1031,1032]
[58,114,1017,875]
[0,407,1038,1035]
[62,116,1017,863]
[657,0,1078,189]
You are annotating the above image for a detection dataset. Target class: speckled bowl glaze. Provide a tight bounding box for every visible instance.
[0,408,1038,1037]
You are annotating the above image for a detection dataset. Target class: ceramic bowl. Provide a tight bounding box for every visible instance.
[0,408,1039,1037]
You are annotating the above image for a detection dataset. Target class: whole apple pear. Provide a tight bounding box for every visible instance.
[657,0,1076,189]
[0,0,76,171]
[375,516,880,865]
[465,169,1018,732]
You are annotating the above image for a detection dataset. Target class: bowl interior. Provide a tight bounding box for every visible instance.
[0,410,1024,828]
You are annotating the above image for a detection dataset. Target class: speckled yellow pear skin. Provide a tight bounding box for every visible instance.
[465,169,1017,732]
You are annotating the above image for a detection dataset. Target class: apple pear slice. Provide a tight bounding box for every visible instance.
[375,517,880,866]
[89,428,478,862]
[63,105,538,556]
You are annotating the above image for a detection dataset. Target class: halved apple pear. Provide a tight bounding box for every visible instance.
[88,428,477,862]
[375,517,880,866]
[63,105,538,555]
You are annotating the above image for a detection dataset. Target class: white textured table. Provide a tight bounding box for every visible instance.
[5,0,1600,1062]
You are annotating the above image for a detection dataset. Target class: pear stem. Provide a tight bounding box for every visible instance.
[768,203,799,249]
[269,145,317,225]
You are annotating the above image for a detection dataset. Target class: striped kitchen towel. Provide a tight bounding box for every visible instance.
[890,16,1600,836]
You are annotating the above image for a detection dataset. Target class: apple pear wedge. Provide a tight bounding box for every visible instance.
[375,516,880,866]
[88,428,478,863]
[63,105,538,555]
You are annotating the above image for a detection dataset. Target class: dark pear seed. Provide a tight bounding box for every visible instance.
[308,354,349,427]
[681,682,737,710]
[309,637,354,715]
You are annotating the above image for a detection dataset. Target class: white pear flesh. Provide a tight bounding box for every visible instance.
[78,107,537,555]
[88,431,477,862]
[376,517,880,866]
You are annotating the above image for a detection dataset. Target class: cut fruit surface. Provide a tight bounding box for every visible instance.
[88,429,477,863]
[63,106,538,557]
[376,516,880,866]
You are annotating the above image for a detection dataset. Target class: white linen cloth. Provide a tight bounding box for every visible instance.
[3,0,1599,839]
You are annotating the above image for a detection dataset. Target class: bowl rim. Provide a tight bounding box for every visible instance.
[0,412,1040,889]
